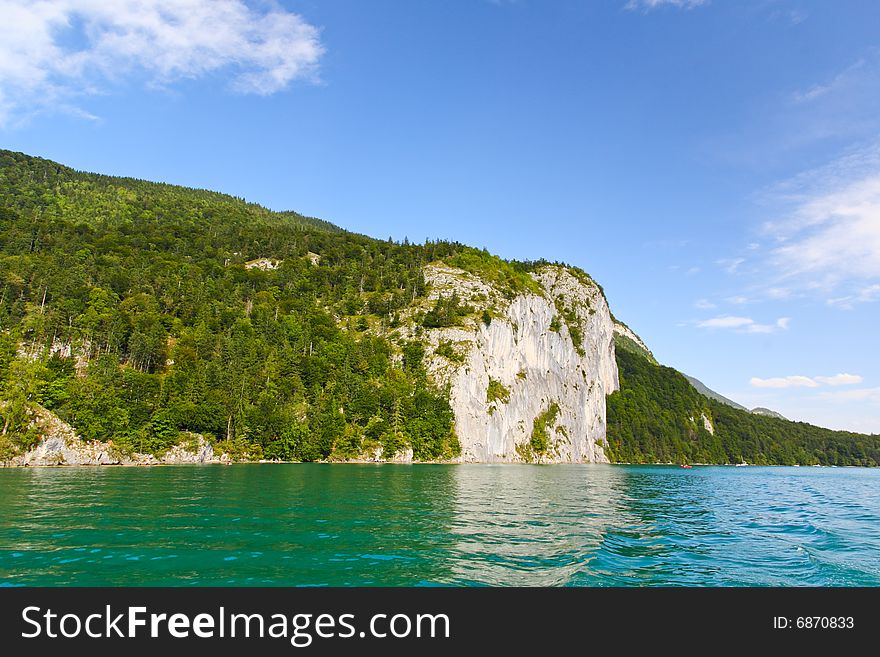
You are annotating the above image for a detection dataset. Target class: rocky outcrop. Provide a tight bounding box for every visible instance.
[612,322,649,354]
[18,435,121,466]
[411,264,619,463]
[751,407,787,420]
[701,412,714,435]
[613,320,657,364]
[159,436,216,464]
[4,406,218,466]
[245,258,281,270]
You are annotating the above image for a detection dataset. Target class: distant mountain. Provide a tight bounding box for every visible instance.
[682,376,790,421]
[751,407,788,421]
[683,375,748,411]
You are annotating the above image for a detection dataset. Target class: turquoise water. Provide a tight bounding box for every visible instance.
[1,464,878,586]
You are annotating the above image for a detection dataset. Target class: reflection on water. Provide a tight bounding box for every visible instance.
[448,465,626,585]
[1,464,879,586]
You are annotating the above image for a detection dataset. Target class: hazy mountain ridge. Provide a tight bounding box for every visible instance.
[683,375,748,411]
[751,407,788,421]
[683,374,788,420]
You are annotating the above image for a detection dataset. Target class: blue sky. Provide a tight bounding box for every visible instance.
[1,0,878,432]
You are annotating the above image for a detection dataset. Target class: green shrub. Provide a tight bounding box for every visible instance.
[486,378,511,408]
[531,402,560,454]
[435,340,464,363]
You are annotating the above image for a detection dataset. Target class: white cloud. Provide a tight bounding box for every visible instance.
[751,376,819,389]
[727,295,749,305]
[0,0,324,125]
[694,298,716,310]
[698,315,752,329]
[697,315,789,334]
[751,373,864,389]
[765,287,791,299]
[625,0,707,10]
[814,373,863,386]
[771,174,880,282]
[759,141,880,305]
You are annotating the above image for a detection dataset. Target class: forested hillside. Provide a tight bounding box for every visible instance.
[0,150,465,461]
[1,150,877,465]
[607,349,880,466]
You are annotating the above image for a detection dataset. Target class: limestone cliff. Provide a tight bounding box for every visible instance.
[400,264,619,463]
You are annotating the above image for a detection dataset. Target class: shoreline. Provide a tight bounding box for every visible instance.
[1,459,868,468]
[4,411,868,468]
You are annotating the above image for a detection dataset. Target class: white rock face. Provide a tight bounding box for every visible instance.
[701,412,714,435]
[245,258,281,270]
[21,434,119,466]
[5,406,218,467]
[421,265,619,463]
[613,321,652,355]
[161,436,215,464]
[388,447,414,463]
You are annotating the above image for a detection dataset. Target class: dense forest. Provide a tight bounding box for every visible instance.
[1,149,877,465]
[606,348,880,466]
[0,150,468,461]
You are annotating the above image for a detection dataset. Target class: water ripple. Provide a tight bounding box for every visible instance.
[0,464,878,586]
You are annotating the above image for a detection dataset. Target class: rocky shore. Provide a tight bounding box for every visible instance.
[2,406,222,467]
[1,406,425,467]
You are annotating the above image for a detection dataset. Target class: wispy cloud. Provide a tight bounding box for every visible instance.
[751,373,863,389]
[765,287,791,299]
[815,387,880,404]
[625,0,707,11]
[770,174,880,282]
[716,257,745,274]
[784,50,880,148]
[0,0,324,126]
[787,10,807,25]
[755,140,880,306]
[826,284,880,310]
[697,315,789,334]
[792,58,866,104]
[694,299,716,310]
[713,142,880,311]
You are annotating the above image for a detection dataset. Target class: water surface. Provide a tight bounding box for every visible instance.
[1,464,878,586]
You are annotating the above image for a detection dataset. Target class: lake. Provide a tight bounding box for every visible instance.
[1,464,878,586]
